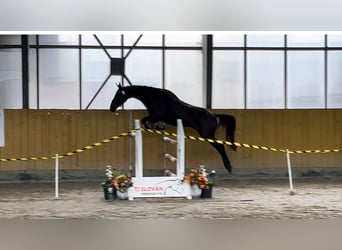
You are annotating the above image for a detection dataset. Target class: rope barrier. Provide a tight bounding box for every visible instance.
[0,128,341,162]
[141,128,342,155]
[0,131,132,162]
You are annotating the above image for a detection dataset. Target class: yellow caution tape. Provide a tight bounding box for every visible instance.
[0,131,132,162]
[1,128,341,162]
[142,128,342,155]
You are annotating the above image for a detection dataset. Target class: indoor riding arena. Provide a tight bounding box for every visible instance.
[1,34,342,219]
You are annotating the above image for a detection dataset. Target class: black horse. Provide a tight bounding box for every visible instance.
[110,84,236,173]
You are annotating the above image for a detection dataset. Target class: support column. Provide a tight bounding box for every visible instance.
[21,35,29,109]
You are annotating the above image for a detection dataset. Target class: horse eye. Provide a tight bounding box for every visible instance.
[121,90,126,95]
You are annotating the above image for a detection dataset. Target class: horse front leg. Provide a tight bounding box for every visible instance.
[209,142,233,173]
[141,115,166,130]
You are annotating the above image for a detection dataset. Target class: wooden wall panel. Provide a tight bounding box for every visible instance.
[1,109,342,174]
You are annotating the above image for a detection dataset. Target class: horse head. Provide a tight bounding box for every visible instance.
[110,83,129,112]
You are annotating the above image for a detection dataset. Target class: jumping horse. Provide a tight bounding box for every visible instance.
[110,84,236,173]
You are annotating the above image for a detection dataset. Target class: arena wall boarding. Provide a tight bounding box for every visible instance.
[1,109,342,182]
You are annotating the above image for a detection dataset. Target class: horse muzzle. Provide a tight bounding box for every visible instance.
[110,104,118,112]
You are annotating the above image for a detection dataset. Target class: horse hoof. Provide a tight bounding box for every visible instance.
[144,121,155,129]
[156,124,166,131]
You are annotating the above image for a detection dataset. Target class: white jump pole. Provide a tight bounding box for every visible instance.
[129,111,133,174]
[55,153,59,198]
[130,119,189,200]
[286,149,295,195]
[176,119,185,178]
[135,120,143,178]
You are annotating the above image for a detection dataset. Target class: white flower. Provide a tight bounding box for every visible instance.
[105,173,113,178]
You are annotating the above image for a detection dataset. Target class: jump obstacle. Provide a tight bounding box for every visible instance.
[52,122,294,199]
[127,119,191,200]
[2,114,300,197]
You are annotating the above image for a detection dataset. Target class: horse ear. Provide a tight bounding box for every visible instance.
[116,82,122,89]
[116,82,126,95]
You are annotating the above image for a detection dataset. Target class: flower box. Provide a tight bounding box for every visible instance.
[101,165,133,201]
[200,185,213,198]
[183,163,216,199]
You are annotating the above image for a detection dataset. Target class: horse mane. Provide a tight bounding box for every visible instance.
[123,85,176,96]
[123,85,184,104]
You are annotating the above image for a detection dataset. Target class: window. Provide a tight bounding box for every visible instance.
[82,35,121,46]
[287,34,325,47]
[5,33,342,110]
[124,49,163,109]
[247,34,284,47]
[124,34,162,46]
[0,49,22,108]
[81,49,110,109]
[165,34,202,46]
[327,51,342,108]
[39,35,79,45]
[287,51,325,108]
[247,51,285,108]
[213,34,244,47]
[125,50,162,86]
[39,49,80,109]
[165,50,203,107]
[24,34,205,109]
[328,35,342,47]
[212,51,244,108]
[212,33,342,109]
[0,35,21,45]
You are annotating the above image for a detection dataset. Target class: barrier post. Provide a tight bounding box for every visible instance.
[55,153,59,198]
[176,119,185,178]
[129,111,133,174]
[134,120,143,178]
[286,149,295,195]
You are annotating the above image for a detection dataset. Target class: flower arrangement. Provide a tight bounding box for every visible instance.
[183,163,216,190]
[102,165,133,193]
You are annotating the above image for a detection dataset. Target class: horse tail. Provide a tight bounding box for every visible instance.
[215,114,237,151]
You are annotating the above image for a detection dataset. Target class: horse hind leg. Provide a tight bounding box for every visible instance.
[216,114,237,151]
[226,114,237,151]
[199,125,233,173]
[210,142,233,173]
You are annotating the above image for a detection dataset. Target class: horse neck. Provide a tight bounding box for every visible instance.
[126,87,151,106]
